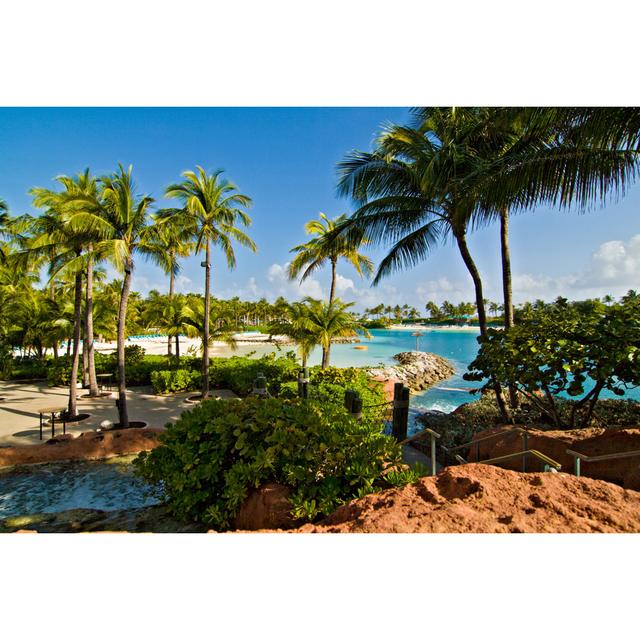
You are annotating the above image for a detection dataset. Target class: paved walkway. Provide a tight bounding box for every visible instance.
[0,381,237,447]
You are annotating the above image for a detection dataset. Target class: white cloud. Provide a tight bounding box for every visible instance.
[510,235,640,302]
[267,262,325,299]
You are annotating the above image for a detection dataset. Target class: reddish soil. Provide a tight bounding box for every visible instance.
[466,426,640,489]
[0,428,163,467]
[292,464,640,533]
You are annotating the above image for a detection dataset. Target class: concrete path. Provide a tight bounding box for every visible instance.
[0,381,237,447]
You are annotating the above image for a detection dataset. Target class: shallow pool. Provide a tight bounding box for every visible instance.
[0,457,161,519]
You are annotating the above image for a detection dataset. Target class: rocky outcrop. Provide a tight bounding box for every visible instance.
[367,351,454,393]
[464,426,640,489]
[0,428,163,468]
[294,464,640,533]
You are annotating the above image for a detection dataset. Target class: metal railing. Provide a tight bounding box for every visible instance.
[472,449,562,472]
[442,426,562,472]
[566,448,640,477]
[398,427,441,476]
[443,427,532,470]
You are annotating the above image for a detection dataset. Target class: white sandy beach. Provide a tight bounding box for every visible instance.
[387,323,481,332]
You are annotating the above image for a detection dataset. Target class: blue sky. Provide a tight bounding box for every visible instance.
[1,107,639,311]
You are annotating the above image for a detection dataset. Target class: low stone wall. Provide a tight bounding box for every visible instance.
[367,351,455,393]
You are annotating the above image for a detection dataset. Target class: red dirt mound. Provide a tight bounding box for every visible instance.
[0,427,163,467]
[294,464,640,533]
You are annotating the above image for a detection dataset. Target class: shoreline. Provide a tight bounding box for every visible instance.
[387,323,481,332]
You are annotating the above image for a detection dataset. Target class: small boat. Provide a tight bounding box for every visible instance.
[353,345,368,350]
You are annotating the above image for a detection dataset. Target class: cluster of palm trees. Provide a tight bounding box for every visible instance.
[0,165,255,426]
[329,107,640,419]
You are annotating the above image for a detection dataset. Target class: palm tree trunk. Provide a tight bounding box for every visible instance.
[85,250,99,396]
[168,265,174,358]
[175,333,180,359]
[321,343,330,369]
[82,320,88,387]
[202,240,211,399]
[329,258,337,306]
[454,232,488,337]
[455,230,512,424]
[500,209,514,330]
[117,259,133,427]
[67,270,83,419]
[500,208,518,409]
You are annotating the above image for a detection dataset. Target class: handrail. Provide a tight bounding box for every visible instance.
[566,448,640,477]
[398,427,441,477]
[444,426,528,453]
[467,449,562,472]
[398,428,441,446]
[442,426,535,471]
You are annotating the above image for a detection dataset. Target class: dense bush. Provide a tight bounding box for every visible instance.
[279,366,385,407]
[465,296,640,428]
[6,358,49,380]
[134,396,403,529]
[47,356,75,386]
[361,319,389,329]
[208,352,299,396]
[151,369,202,394]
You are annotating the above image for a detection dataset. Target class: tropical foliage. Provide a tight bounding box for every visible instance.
[134,396,403,528]
[464,294,640,428]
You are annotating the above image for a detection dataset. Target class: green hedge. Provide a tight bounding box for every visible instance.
[134,396,409,529]
[279,366,385,407]
[151,369,202,394]
[208,352,299,396]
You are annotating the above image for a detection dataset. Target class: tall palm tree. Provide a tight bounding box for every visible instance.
[288,212,373,305]
[299,297,370,368]
[163,167,255,399]
[144,213,195,356]
[336,109,513,419]
[31,170,104,399]
[65,164,154,427]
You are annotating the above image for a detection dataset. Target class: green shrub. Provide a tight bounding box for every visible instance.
[151,369,202,394]
[7,358,49,380]
[208,352,299,396]
[124,344,146,365]
[134,396,403,529]
[280,367,385,408]
[47,356,75,386]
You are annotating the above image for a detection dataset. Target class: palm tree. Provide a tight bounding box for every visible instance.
[288,212,373,306]
[31,170,104,399]
[163,167,256,399]
[143,293,195,359]
[28,178,99,417]
[65,164,154,427]
[299,297,370,368]
[180,297,238,357]
[267,301,317,368]
[144,213,195,356]
[336,110,513,419]
[413,107,640,334]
